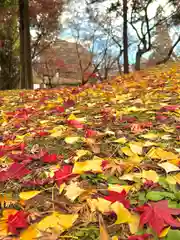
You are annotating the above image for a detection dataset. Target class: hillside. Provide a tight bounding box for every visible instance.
[0,62,180,240]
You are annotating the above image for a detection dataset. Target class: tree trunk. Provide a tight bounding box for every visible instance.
[123,0,129,74]
[19,0,33,89]
[135,51,142,71]
[19,0,25,89]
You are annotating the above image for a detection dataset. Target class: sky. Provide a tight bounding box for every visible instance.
[59,0,179,64]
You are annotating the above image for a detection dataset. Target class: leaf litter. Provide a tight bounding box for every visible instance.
[0,63,179,239]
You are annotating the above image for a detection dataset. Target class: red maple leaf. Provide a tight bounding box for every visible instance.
[85,129,97,138]
[54,165,75,186]
[155,114,168,121]
[0,143,25,152]
[0,163,31,182]
[120,116,137,123]
[160,105,179,112]
[36,131,49,137]
[42,153,58,163]
[130,123,145,133]
[55,106,65,113]
[8,210,29,234]
[104,190,130,208]
[63,99,75,109]
[8,153,32,163]
[128,233,152,240]
[67,119,84,129]
[135,200,180,235]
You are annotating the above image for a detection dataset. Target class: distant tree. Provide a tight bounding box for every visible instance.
[88,0,129,74]
[19,0,33,89]
[0,0,67,89]
[129,0,178,70]
[0,1,19,89]
[68,16,111,84]
[168,0,180,25]
[30,0,66,60]
[148,6,179,65]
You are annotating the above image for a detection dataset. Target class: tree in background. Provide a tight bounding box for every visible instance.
[65,9,122,84]
[86,8,125,75]
[0,1,19,89]
[19,0,33,89]
[88,0,179,71]
[30,0,66,60]
[0,0,66,89]
[169,0,180,25]
[89,0,129,73]
[147,6,178,65]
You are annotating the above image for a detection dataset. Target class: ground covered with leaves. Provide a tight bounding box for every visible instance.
[0,63,180,240]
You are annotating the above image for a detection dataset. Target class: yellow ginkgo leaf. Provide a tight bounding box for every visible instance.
[50,131,64,138]
[57,96,64,103]
[40,120,49,125]
[74,149,92,161]
[158,162,179,173]
[87,198,111,213]
[59,183,66,194]
[50,125,66,138]
[142,170,159,183]
[68,114,85,122]
[119,173,141,181]
[0,220,8,236]
[65,136,81,144]
[15,133,31,142]
[113,137,127,144]
[140,132,160,140]
[112,236,119,240]
[20,224,38,240]
[73,158,103,174]
[121,146,134,156]
[127,154,143,163]
[108,184,132,193]
[156,148,178,160]
[159,226,170,238]
[68,113,77,120]
[2,209,18,219]
[128,213,140,234]
[146,147,159,158]
[50,125,66,133]
[19,191,42,200]
[111,202,131,224]
[129,142,143,155]
[173,173,180,184]
[37,212,78,234]
[65,182,85,201]
[162,125,175,133]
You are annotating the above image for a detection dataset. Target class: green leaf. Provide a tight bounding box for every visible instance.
[166,229,180,240]
[138,191,147,204]
[146,191,164,201]
[146,191,176,201]
[107,176,122,184]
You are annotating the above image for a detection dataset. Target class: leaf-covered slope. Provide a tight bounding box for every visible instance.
[0,62,180,239]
